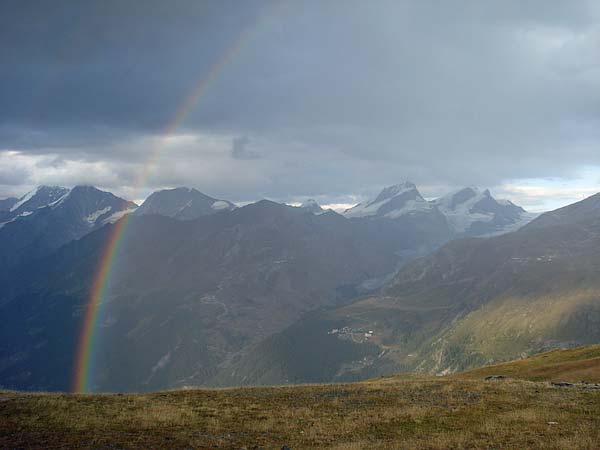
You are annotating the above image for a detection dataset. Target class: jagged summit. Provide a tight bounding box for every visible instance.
[1,184,136,228]
[434,187,483,211]
[372,182,417,203]
[343,182,534,237]
[5,185,69,217]
[432,186,530,236]
[54,185,137,224]
[135,187,236,220]
[343,182,431,219]
[299,199,325,214]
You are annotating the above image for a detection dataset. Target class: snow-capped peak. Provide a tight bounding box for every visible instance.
[341,183,534,236]
[343,182,431,219]
[432,187,527,235]
[135,187,235,220]
[9,185,70,214]
[433,187,479,211]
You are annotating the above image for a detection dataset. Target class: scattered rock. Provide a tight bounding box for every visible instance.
[485,375,505,381]
[551,381,574,387]
[547,421,558,425]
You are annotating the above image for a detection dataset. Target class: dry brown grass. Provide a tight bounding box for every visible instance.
[457,344,600,383]
[1,376,599,449]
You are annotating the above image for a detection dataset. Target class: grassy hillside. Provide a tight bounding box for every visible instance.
[457,344,600,383]
[1,346,599,449]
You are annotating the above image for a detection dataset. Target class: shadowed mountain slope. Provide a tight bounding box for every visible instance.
[0,187,592,392]
[524,192,600,230]
[0,201,404,392]
[0,197,18,212]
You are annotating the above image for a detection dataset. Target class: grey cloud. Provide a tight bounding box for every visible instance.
[0,166,29,187]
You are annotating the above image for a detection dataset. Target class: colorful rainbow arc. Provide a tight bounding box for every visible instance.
[72,6,278,393]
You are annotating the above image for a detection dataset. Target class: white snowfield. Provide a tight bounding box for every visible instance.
[84,206,113,225]
[103,207,137,224]
[9,186,40,212]
[433,187,533,235]
[432,187,495,233]
[211,200,231,210]
[48,189,72,208]
[381,199,433,219]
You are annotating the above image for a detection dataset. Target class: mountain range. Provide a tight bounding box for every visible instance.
[2,181,597,392]
[0,200,400,391]
[220,193,600,385]
[343,182,536,237]
[0,186,136,274]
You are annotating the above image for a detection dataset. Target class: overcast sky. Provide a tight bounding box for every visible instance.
[1,0,599,211]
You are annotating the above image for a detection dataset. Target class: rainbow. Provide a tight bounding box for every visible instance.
[72,5,281,393]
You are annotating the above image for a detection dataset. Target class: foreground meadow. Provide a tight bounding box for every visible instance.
[2,374,599,449]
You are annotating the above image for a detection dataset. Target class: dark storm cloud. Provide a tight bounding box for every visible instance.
[1,0,599,205]
[231,136,259,160]
[0,0,266,133]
